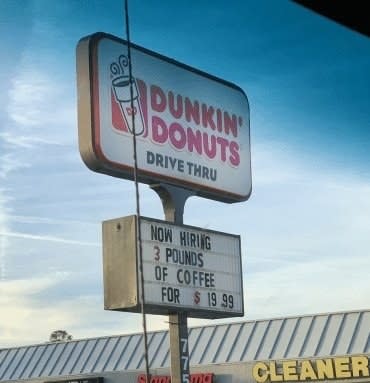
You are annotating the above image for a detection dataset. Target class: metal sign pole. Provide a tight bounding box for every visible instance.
[151,183,195,383]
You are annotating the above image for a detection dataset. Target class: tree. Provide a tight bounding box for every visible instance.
[49,330,73,342]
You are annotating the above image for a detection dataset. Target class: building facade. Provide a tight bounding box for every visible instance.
[0,309,369,383]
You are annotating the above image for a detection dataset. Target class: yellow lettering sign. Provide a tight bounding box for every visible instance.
[316,358,334,379]
[300,360,317,380]
[253,362,269,383]
[334,357,351,378]
[269,362,283,382]
[352,356,370,377]
[282,360,298,381]
[252,355,370,382]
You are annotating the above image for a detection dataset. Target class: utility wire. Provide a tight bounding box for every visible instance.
[124,0,151,381]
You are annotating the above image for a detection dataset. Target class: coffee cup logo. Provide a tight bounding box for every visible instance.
[110,55,146,136]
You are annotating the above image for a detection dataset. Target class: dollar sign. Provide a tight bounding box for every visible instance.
[193,291,200,305]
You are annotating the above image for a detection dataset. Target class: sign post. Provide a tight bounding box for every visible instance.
[77,31,250,383]
[151,183,194,383]
[169,311,190,383]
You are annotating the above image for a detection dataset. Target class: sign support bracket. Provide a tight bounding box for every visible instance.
[151,183,195,383]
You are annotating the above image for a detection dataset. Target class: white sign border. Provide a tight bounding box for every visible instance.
[77,32,252,203]
[138,216,245,318]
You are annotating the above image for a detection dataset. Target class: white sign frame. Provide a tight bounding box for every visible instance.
[103,215,244,319]
[77,32,251,203]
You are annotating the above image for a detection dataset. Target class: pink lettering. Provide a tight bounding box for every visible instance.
[151,85,166,112]
[133,80,242,166]
[169,122,186,149]
[216,109,223,133]
[168,91,183,119]
[229,141,240,166]
[224,111,238,138]
[202,133,217,159]
[187,128,202,155]
[185,97,200,125]
[216,136,229,162]
[201,104,216,131]
[136,79,148,137]
[152,116,168,143]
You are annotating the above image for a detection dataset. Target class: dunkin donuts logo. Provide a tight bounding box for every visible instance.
[111,55,147,136]
[110,55,243,168]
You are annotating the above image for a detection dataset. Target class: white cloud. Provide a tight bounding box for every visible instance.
[0,275,74,346]
[0,230,99,247]
[0,235,8,279]
[185,141,370,321]
[0,274,171,347]
[0,131,63,149]
[1,133,369,347]
[8,71,55,127]
[8,214,98,226]
[6,69,76,145]
[0,17,78,287]
[0,188,13,279]
[245,253,370,320]
[0,153,31,179]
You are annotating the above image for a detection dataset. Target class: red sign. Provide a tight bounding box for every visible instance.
[137,373,214,383]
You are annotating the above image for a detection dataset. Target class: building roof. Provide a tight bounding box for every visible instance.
[0,309,369,382]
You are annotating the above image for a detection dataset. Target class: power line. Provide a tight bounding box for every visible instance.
[124,0,151,381]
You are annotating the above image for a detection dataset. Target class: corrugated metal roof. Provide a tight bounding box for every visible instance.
[0,309,369,381]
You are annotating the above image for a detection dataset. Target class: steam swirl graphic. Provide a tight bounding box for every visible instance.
[110,55,128,76]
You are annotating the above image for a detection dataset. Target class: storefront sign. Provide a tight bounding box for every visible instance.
[137,373,213,383]
[102,215,243,319]
[77,32,251,203]
[253,356,369,382]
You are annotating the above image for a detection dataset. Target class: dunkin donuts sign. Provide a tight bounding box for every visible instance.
[77,33,251,203]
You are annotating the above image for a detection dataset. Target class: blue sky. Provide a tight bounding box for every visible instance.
[0,0,369,347]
